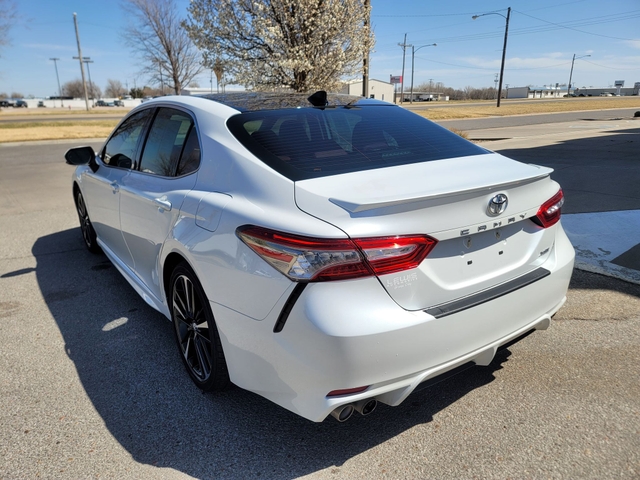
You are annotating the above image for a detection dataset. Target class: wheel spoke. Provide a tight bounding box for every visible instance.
[181,276,193,315]
[193,335,211,378]
[77,194,86,218]
[173,296,188,322]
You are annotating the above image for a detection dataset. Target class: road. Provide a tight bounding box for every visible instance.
[0,122,639,479]
[436,107,640,130]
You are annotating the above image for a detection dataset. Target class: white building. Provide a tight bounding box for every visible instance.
[340,79,395,102]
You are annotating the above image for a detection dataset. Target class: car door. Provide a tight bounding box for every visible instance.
[119,107,201,300]
[80,109,153,266]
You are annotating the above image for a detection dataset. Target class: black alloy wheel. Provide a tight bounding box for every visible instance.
[170,263,229,391]
[75,190,100,253]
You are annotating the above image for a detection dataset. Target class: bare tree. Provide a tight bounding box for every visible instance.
[184,0,374,93]
[121,0,204,94]
[62,79,101,99]
[105,79,127,98]
[0,0,17,56]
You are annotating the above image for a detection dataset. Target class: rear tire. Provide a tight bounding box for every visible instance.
[170,262,230,391]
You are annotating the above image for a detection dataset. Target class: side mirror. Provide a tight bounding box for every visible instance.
[65,146,98,172]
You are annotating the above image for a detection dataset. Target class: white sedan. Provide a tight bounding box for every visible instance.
[65,92,574,422]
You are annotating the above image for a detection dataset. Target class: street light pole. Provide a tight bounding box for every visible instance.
[49,57,62,107]
[567,54,591,96]
[398,34,412,104]
[473,7,511,107]
[410,43,437,104]
[84,59,94,101]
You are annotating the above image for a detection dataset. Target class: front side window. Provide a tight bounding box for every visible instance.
[101,109,153,168]
[139,108,198,176]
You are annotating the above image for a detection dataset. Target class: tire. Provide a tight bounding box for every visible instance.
[170,262,230,391]
[75,189,100,253]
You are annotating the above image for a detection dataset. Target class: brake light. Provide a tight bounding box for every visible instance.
[237,226,437,282]
[534,189,564,228]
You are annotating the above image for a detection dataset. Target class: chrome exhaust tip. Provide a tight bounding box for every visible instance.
[330,404,355,422]
[354,399,377,416]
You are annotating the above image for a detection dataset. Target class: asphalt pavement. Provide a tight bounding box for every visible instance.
[0,111,639,479]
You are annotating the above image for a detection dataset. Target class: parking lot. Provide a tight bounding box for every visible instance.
[0,114,639,479]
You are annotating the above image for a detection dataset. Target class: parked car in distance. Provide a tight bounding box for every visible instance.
[65,92,574,422]
[95,100,107,107]
[15,99,28,108]
[113,100,124,107]
[37,101,46,108]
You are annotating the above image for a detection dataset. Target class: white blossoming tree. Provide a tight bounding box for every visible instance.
[184,0,373,93]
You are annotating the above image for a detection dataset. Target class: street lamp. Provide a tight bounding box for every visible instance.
[49,58,63,107]
[398,34,412,104]
[83,59,94,101]
[410,43,437,104]
[567,54,591,96]
[472,7,511,107]
[73,55,94,103]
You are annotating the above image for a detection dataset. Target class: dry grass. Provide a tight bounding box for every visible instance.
[1,97,639,143]
[0,107,129,116]
[0,120,118,143]
[408,97,640,121]
[447,128,468,139]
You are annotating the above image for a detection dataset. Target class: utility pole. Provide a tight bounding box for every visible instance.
[494,73,499,98]
[73,13,90,111]
[362,0,370,98]
[398,34,412,104]
[50,58,63,107]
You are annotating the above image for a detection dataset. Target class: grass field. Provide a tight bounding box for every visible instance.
[1,97,639,143]
[408,97,640,120]
[0,120,119,143]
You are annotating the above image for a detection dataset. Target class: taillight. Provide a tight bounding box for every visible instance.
[236,226,437,282]
[534,189,564,228]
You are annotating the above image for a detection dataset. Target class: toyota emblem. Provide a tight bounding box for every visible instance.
[487,193,508,216]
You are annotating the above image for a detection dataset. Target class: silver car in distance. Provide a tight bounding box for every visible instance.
[65,92,574,422]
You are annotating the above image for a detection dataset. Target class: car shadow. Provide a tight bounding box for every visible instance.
[28,227,516,479]
[494,127,640,214]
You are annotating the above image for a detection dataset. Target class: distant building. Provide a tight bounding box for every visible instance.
[340,79,395,102]
[506,83,639,98]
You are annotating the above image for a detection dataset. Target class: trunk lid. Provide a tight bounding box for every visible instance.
[294,152,561,310]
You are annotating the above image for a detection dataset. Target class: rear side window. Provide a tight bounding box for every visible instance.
[226,105,488,181]
[139,108,199,176]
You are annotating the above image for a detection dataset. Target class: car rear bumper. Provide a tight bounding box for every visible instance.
[213,226,574,422]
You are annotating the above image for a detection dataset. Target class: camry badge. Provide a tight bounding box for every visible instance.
[487,194,508,217]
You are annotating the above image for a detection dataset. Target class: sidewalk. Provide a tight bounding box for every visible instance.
[467,118,640,285]
[562,210,640,285]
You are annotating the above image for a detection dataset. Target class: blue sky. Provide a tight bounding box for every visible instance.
[1,0,639,97]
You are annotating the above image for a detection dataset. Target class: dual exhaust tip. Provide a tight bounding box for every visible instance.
[330,399,378,422]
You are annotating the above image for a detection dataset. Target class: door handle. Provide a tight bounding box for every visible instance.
[110,181,119,193]
[154,197,172,212]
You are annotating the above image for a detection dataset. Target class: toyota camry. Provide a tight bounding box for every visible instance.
[65,92,574,422]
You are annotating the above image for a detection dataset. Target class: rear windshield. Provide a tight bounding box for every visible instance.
[226,105,488,181]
